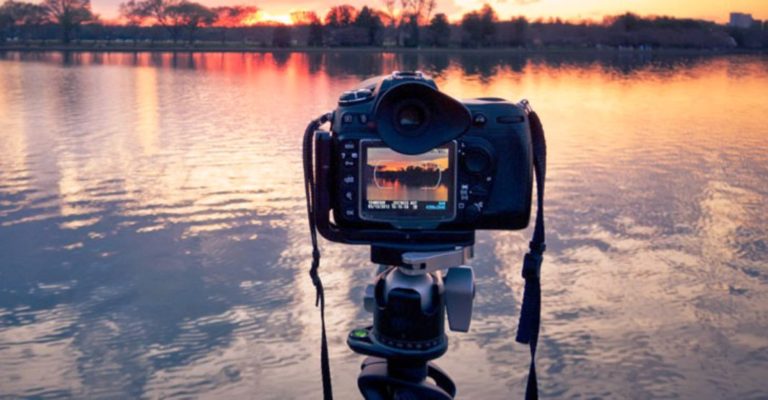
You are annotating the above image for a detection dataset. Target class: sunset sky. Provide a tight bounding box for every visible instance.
[92,0,768,23]
[368,148,449,172]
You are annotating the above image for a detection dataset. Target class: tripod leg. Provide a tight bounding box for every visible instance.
[427,362,457,397]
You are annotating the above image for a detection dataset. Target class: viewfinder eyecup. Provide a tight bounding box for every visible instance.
[374,82,472,155]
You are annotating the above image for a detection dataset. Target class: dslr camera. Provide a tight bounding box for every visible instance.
[304,71,547,399]
[312,71,534,248]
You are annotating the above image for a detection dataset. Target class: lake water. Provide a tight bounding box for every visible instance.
[1,51,767,399]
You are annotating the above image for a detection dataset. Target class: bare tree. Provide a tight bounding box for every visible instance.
[121,0,179,42]
[325,4,357,28]
[119,0,147,44]
[389,0,436,45]
[399,0,434,24]
[212,5,257,43]
[43,0,95,43]
[0,0,47,43]
[164,1,215,44]
[381,0,395,27]
[289,10,317,25]
[119,0,145,25]
[424,0,435,23]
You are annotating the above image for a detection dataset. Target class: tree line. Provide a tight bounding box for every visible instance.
[1,0,766,49]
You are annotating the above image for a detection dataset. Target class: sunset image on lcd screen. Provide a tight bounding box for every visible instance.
[365,147,451,202]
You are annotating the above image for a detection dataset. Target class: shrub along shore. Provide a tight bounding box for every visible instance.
[0,42,764,54]
[2,1,767,52]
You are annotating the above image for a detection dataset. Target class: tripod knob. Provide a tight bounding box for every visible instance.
[364,284,376,313]
[444,266,475,332]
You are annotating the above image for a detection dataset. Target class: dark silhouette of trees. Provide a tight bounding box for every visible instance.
[120,0,172,41]
[0,0,47,43]
[461,4,496,46]
[398,0,435,25]
[324,4,356,28]
[354,5,382,45]
[211,5,256,43]
[479,4,496,44]
[212,5,255,26]
[119,0,146,43]
[119,0,143,25]
[427,12,449,47]
[272,23,290,47]
[121,0,216,44]
[461,9,480,45]
[290,10,317,25]
[165,1,215,44]
[308,18,323,46]
[395,0,435,46]
[323,4,384,46]
[0,5,10,42]
[42,0,94,43]
[401,13,418,46]
[509,16,528,46]
[366,163,446,188]
[119,0,184,43]
[1,1,764,50]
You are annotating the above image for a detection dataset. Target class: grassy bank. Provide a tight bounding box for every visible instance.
[0,42,764,55]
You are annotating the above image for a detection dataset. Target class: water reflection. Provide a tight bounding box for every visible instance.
[0,51,767,399]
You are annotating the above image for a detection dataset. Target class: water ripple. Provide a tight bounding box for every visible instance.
[1,52,767,399]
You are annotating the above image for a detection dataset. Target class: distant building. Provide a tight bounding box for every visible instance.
[729,12,755,28]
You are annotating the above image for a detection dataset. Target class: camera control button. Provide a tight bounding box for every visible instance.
[497,115,525,124]
[342,113,354,124]
[343,175,356,185]
[469,185,489,197]
[344,191,354,202]
[460,184,470,201]
[359,114,368,124]
[354,89,373,100]
[462,148,492,174]
[339,91,356,103]
[472,113,487,126]
[465,203,482,221]
[342,141,356,150]
[344,159,356,168]
[344,209,355,218]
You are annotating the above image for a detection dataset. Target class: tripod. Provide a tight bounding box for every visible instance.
[347,246,476,400]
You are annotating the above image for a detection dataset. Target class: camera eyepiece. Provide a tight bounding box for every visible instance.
[374,81,471,155]
[394,100,430,135]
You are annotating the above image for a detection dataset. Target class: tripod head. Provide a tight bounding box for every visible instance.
[347,245,476,399]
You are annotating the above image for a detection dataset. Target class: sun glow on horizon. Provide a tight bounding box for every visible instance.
[92,0,768,24]
[242,11,293,26]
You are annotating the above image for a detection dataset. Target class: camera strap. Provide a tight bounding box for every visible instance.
[303,113,334,400]
[516,104,547,400]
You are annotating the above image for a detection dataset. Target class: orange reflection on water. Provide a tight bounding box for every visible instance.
[1,52,768,399]
[134,66,160,155]
[1,52,766,237]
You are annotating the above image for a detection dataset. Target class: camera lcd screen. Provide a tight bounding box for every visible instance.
[360,141,456,222]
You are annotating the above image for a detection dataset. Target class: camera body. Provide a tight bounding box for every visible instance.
[313,72,533,247]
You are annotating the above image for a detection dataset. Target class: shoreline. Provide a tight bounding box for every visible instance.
[1,43,765,55]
